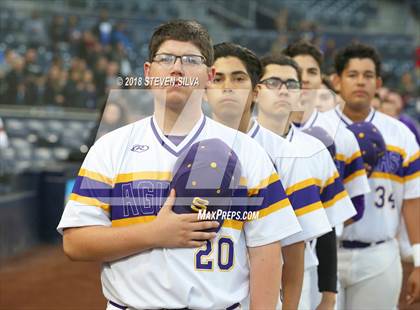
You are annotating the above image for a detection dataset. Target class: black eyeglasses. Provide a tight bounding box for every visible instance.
[153,54,207,67]
[260,77,301,91]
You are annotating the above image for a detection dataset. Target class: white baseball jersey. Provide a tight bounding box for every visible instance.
[333,107,420,242]
[57,114,301,309]
[297,110,371,198]
[286,125,356,227]
[248,120,331,246]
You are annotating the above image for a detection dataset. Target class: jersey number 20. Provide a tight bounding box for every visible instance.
[195,237,234,271]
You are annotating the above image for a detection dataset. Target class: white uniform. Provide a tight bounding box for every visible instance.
[241,121,331,310]
[295,110,371,308]
[286,125,356,229]
[285,125,356,310]
[298,110,371,199]
[332,107,420,309]
[248,120,332,245]
[57,114,302,309]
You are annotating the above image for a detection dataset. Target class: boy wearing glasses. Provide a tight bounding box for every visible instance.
[254,55,356,309]
[57,20,301,310]
[206,42,332,309]
[283,41,371,309]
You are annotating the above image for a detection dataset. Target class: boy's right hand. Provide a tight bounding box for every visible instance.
[151,189,220,248]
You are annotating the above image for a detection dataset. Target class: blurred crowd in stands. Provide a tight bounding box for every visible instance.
[270,7,420,97]
[0,4,418,149]
[0,9,132,109]
[1,5,419,112]
[0,1,418,187]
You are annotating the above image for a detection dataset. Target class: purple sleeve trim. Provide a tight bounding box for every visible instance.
[351,195,365,222]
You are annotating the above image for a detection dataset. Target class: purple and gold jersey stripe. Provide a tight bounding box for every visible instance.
[322,191,349,209]
[112,215,246,230]
[111,185,250,221]
[71,167,288,226]
[286,179,323,216]
[404,171,420,182]
[404,151,420,167]
[370,172,404,183]
[222,219,244,230]
[115,171,248,187]
[318,172,347,207]
[294,201,324,216]
[387,145,407,159]
[69,193,110,212]
[369,147,406,183]
[111,180,170,220]
[342,153,366,183]
[72,175,112,200]
[403,151,419,181]
[257,198,291,218]
[78,168,114,186]
[114,171,172,183]
[247,173,279,196]
[285,178,316,195]
[70,170,113,211]
[112,215,156,227]
[343,169,366,184]
[247,176,290,214]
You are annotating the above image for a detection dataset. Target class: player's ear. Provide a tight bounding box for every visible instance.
[255,84,263,99]
[332,73,341,92]
[252,84,259,102]
[206,66,216,87]
[376,76,383,89]
[144,62,151,78]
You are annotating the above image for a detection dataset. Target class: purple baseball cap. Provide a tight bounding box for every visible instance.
[347,122,386,176]
[170,138,243,232]
[303,126,337,159]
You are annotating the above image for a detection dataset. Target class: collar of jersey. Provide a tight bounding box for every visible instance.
[247,118,260,138]
[150,114,206,156]
[286,124,295,142]
[335,105,376,126]
[294,110,319,131]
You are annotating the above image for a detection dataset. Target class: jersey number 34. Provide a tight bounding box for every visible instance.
[375,186,395,209]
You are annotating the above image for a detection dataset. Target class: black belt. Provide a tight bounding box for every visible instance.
[109,300,240,310]
[340,240,386,249]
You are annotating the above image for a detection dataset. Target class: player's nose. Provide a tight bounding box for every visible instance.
[356,75,366,85]
[223,78,234,91]
[171,58,184,76]
[278,84,289,96]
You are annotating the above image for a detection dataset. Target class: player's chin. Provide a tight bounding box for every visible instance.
[216,105,244,122]
[301,91,315,102]
[165,90,192,106]
[349,97,371,110]
[216,98,244,111]
[272,105,291,116]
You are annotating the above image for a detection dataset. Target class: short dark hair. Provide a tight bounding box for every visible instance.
[148,19,214,66]
[322,75,337,93]
[213,42,262,88]
[334,43,382,77]
[260,54,302,83]
[283,40,323,69]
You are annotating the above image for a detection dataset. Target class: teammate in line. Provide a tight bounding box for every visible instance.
[282,41,371,309]
[206,42,332,309]
[283,41,370,224]
[254,53,358,310]
[57,20,302,309]
[330,43,420,309]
